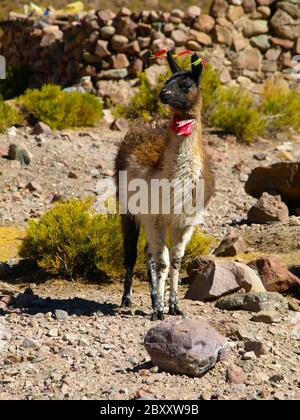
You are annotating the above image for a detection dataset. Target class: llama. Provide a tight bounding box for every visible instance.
[115,52,215,320]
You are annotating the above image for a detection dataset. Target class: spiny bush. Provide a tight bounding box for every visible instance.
[210,86,266,142]
[19,84,103,129]
[0,65,31,100]
[0,99,23,132]
[19,198,215,280]
[261,78,300,133]
[115,72,168,121]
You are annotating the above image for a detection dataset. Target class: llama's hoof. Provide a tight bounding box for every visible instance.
[168,306,184,316]
[151,310,165,321]
[121,295,132,308]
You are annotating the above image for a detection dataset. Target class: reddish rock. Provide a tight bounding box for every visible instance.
[245,162,300,208]
[119,40,140,55]
[114,16,137,41]
[270,37,294,49]
[109,54,130,69]
[128,58,144,76]
[144,319,228,377]
[247,192,289,224]
[213,230,247,257]
[94,40,111,58]
[248,256,300,293]
[226,365,247,384]
[110,34,129,51]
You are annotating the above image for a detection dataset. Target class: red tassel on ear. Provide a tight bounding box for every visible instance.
[153,49,168,57]
[176,50,193,57]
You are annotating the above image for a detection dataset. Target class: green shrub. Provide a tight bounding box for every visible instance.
[115,72,168,121]
[0,99,22,132]
[210,86,266,142]
[200,64,222,121]
[19,197,215,280]
[19,84,103,129]
[261,78,300,133]
[0,65,31,100]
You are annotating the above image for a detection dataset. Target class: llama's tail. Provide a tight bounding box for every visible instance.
[121,214,140,269]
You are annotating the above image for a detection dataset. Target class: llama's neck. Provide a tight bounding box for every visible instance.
[160,97,204,178]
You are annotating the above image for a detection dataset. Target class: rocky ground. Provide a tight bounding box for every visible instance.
[0,122,300,400]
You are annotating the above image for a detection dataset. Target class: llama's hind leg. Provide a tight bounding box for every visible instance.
[121,214,140,307]
[169,225,194,315]
[144,223,169,321]
[145,245,157,310]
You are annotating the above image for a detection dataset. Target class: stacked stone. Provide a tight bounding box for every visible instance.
[0,1,299,94]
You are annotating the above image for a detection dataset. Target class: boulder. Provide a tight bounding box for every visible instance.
[185,258,265,301]
[144,318,228,377]
[245,162,300,208]
[247,192,289,224]
[213,230,247,257]
[248,256,300,293]
[216,291,288,312]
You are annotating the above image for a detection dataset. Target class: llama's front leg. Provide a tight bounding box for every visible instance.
[151,245,169,320]
[169,226,194,315]
[144,223,169,321]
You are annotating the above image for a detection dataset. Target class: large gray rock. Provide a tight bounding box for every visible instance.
[245,162,300,208]
[216,291,288,312]
[185,257,265,301]
[144,319,228,377]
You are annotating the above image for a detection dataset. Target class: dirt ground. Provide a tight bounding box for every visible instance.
[0,123,300,400]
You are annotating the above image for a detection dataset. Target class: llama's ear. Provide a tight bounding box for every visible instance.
[167,51,181,74]
[191,53,204,83]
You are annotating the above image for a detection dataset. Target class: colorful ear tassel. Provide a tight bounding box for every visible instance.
[150,49,207,67]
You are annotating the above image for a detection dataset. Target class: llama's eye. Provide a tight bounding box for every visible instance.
[180,81,193,92]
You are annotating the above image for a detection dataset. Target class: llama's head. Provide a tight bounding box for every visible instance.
[159,52,204,111]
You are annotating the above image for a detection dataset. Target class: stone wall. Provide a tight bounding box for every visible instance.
[0,0,300,96]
